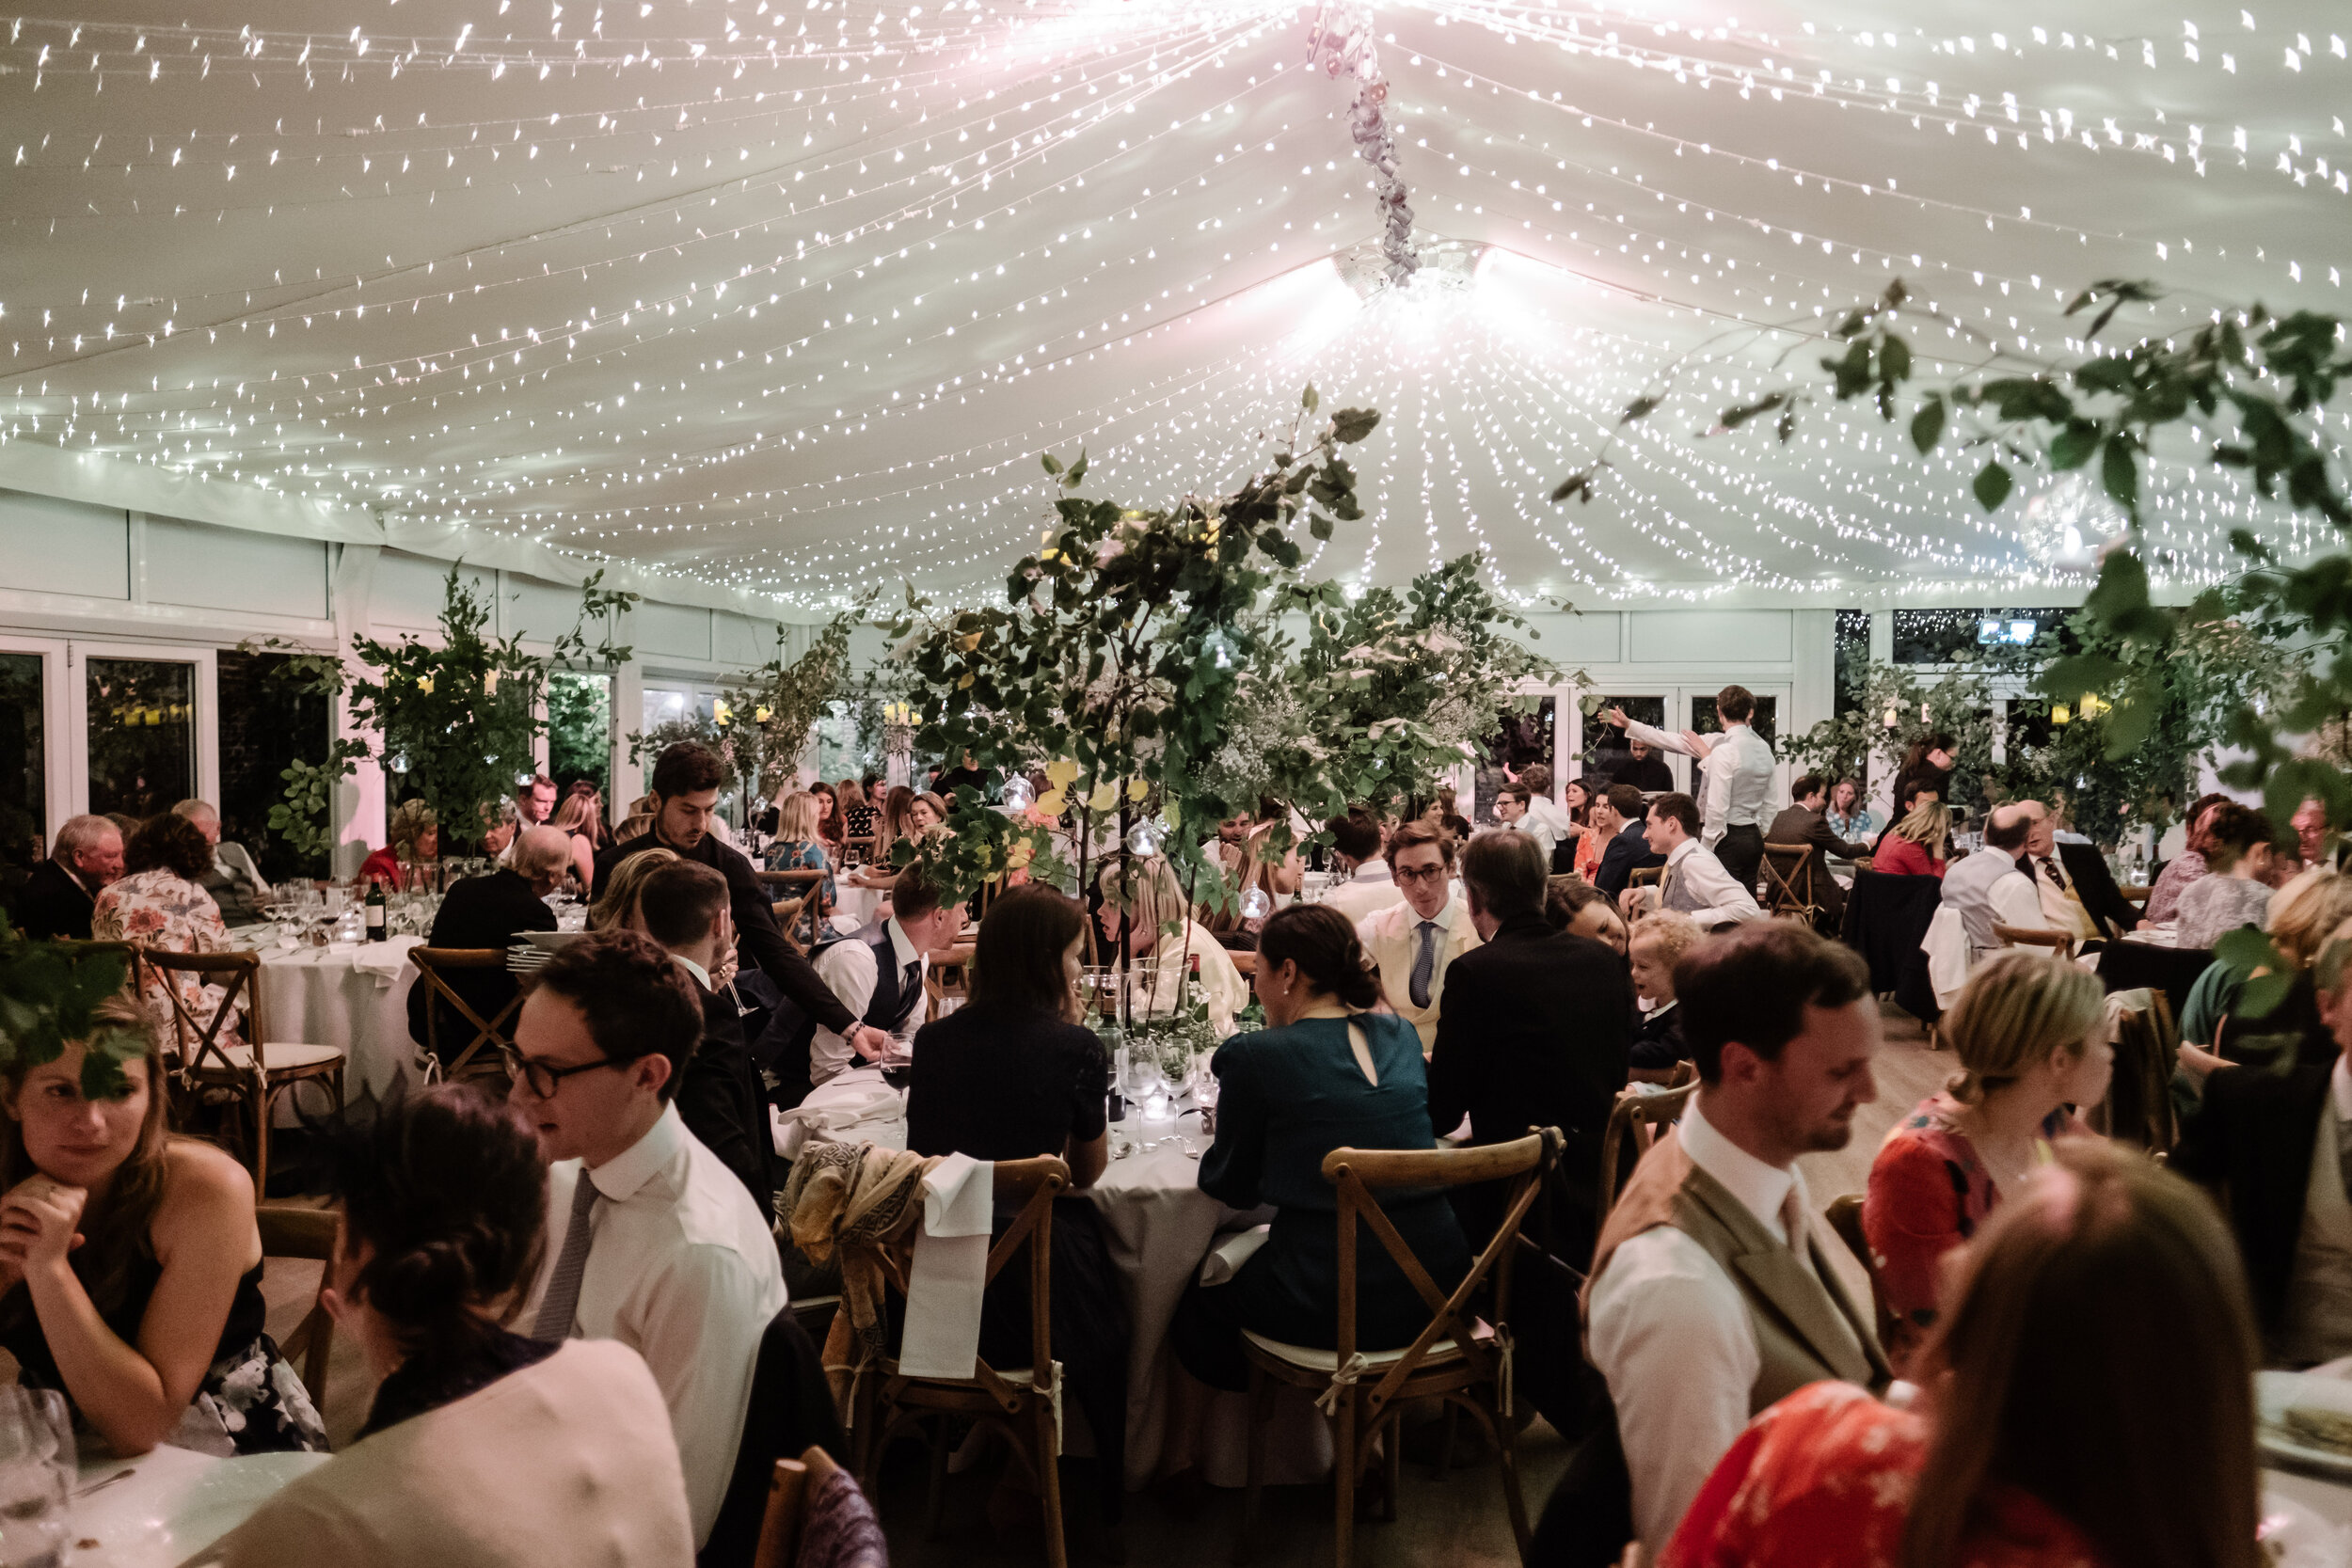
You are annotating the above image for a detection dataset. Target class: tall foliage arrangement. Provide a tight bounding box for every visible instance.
[254,565,636,858]
[623,610,861,807]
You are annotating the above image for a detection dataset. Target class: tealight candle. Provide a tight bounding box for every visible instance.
[1143,1090,1173,1122]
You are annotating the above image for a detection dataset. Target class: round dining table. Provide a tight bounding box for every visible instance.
[250,936,426,1119]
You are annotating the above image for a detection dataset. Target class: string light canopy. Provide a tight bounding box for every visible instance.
[1,0,2346,611]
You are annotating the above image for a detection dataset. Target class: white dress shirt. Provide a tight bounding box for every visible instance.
[1939,849,2051,957]
[2284,1053,2352,1366]
[1321,860,1406,924]
[1587,1094,1849,1558]
[1659,837,1764,927]
[1526,794,1574,847]
[526,1105,787,1546]
[1507,813,1560,863]
[1621,720,1776,845]
[2027,854,2097,942]
[1356,895,1481,1049]
[809,917,928,1085]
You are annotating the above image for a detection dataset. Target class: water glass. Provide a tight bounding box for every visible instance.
[0,1386,69,1566]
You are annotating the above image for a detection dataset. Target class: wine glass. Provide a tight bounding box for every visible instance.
[0,1386,68,1567]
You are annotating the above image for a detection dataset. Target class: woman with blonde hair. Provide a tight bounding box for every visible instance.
[586,844,676,932]
[1667,1140,2261,1568]
[1872,800,1952,878]
[762,791,836,942]
[0,993,325,1455]
[1862,950,2111,1374]
[1094,855,1248,1033]
[543,792,600,889]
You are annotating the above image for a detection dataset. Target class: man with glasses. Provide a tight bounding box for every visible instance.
[596,741,892,1066]
[509,929,786,1550]
[1356,820,1480,1050]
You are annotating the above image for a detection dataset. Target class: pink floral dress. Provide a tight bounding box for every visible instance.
[92,869,236,1037]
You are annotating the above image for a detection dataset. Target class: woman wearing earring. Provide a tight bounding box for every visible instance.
[1166,904,1470,1398]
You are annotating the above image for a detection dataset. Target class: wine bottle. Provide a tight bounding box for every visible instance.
[364,878,387,942]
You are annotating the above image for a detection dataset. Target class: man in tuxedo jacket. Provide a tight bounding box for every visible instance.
[1356,820,1481,1051]
[1592,783,1664,898]
[406,827,568,1061]
[1762,775,1873,928]
[636,859,774,1220]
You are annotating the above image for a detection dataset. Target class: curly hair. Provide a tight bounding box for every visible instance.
[123,811,214,881]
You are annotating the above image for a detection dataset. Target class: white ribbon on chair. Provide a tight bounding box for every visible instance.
[1493,1323,1516,1422]
[1313,1352,1374,1417]
[897,1153,994,1379]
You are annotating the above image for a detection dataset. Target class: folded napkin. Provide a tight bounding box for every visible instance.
[349,936,423,985]
[897,1153,994,1379]
[774,1076,906,1160]
[1922,904,1970,1010]
[1199,1225,1271,1288]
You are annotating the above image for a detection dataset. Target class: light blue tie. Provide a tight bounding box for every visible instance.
[1409,920,1440,1009]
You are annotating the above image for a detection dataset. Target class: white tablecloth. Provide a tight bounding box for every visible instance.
[257,937,423,1116]
[834,885,886,930]
[71,1444,328,1564]
[790,1093,1329,1489]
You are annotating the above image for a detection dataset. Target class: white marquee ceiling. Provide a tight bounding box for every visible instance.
[2,0,2347,611]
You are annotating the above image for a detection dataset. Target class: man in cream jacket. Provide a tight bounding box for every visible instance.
[1356,820,1481,1050]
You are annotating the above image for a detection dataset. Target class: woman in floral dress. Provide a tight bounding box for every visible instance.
[93,814,235,1035]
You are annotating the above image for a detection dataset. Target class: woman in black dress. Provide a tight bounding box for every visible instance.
[904,884,1127,1530]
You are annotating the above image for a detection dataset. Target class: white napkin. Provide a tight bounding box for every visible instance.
[1198,1224,1271,1287]
[349,936,422,985]
[1922,904,1970,1008]
[898,1153,995,1379]
[772,1080,905,1160]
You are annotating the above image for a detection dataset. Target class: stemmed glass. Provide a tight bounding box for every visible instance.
[0,1385,71,1567]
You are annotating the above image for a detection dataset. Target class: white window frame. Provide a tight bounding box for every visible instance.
[65,639,219,816]
[0,634,72,851]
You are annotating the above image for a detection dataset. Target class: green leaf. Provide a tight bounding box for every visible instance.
[1910,396,1946,454]
[1310,515,1334,542]
[1302,384,1319,414]
[1041,452,1064,476]
[1329,408,1381,444]
[2101,433,2139,515]
[1619,394,1662,424]
[2049,422,2100,471]
[1879,334,1912,384]
[1972,460,2014,512]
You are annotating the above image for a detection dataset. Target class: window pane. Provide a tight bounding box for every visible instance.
[86,657,195,821]
[0,653,45,898]
[1474,698,1554,826]
[1691,694,1778,748]
[1581,695,1666,786]
[216,649,332,883]
[548,673,612,801]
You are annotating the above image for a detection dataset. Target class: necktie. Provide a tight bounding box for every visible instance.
[2040,855,2068,892]
[1778,1182,1810,1254]
[532,1171,600,1342]
[2335,1106,2352,1208]
[1409,920,1439,1009]
[904,958,923,1005]
[1661,862,1681,907]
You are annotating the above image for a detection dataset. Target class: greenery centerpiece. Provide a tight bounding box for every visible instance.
[0,915,145,1097]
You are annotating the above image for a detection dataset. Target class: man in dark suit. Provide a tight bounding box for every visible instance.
[1430,829,1634,1262]
[16,815,123,941]
[638,859,774,1220]
[1591,782,1663,898]
[1612,737,1674,794]
[2172,943,2352,1365]
[406,826,566,1059]
[596,742,893,1067]
[1763,775,1874,929]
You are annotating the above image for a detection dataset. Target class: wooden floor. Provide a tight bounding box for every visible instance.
[256,1004,1951,1561]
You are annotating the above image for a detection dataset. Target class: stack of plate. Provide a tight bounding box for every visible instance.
[507,942,555,976]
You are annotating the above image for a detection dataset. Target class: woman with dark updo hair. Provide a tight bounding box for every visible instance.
[215,1086,694,1567]
[1166,903,1470,1399]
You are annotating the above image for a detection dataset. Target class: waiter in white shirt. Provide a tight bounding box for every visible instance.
[1355,820,1482,1050]
[1320,808,1406,925]
[1602,686,1777,894]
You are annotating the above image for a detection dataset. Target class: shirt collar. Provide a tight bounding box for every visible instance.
[1402,896,1460,932]
[1666,838,1700,866]
[585,1102,686,1203]
[672,953,712,990]
[2332,1053,2352,1124]
[1350,861,1394,885]
[883,916,921,970]
[1680,1092,1801,1244]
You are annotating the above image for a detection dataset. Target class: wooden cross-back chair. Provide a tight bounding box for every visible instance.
[853,1155,1071,1568]
[1821,1193,1899,1351]
[1235,1128,1562,1568]
[256,1203,340,1419]
[142,948,345,1198]
[2093,992,2181,1154]
[1759,843,1822,926]
[407,946,523,1085]
[1597,1066,1699,1225]
[749,1446,848,1568]
[1993,922,2072,954]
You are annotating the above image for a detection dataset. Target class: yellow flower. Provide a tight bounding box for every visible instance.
[713,699,734,725]
[957,672,976,690]
[755,705,772,722]
[1045,757,1080,787]
[415,674,434,695]
[1126,778,1150,803]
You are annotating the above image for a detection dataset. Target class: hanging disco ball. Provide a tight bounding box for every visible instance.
[1001,775,1036,812]
[2015,473,2123,576]
[1240,886,1273,921]
[1127,820,1162,857]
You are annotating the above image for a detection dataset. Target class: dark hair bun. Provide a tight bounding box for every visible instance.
[1258,904,1378,1009]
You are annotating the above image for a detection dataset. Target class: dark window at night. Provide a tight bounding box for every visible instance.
[1834,609,1869,718]
[217,648,332,883]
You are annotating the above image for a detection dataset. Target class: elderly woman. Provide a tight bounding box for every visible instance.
[93,814,231,1025]
[1863,951,2111,1375]
[360,800,439,889]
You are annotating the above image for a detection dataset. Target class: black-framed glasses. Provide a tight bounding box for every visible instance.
[1393,863,1450,884]
[500,1045,630,1100]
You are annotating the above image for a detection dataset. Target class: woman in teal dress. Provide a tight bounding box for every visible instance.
[1168,902,1471,1392]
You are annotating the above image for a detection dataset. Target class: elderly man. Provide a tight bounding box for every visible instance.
[1357,820,1481,1050]
[1936,802,2049,961]
[2016,799,2097,945]
[18,815,123,940]
[171,800,272,927]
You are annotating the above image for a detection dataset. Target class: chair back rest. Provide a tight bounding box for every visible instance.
[1821,1193,1898,1349]
[984,1156,1069,1383]
[1318,1129,1560,1418]
[1629,865,1663,889]
[2102,997,2181,1153]
[1759,844,1817,914]
[1992,922,2071,953]
[256,1203,338,1423]
[409,946,523,1077]
[140,946,261,1077]
[707,1309,851,1568]
[751,1446,853,1568]
[1597,1080,1700,1224]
